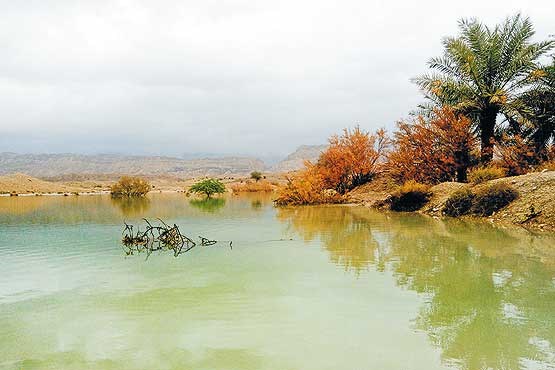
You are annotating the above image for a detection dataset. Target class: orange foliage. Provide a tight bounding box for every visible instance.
[388,106,476,184]
[274,163,343,206]
[275,127,389,205]
[495,134,536,175]
[317,127,390,193]
[230,180,274,193]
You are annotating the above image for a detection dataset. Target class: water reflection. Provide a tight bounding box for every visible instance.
[277,205,555,369]
[189,197,226,213]
[2,195,555,370]
[111,196,151,217]
[277,206,381,274]
[0,194,255,224]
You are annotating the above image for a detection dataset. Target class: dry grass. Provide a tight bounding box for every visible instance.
[536,161,555,172]
[390,180,432,212]
[443,188,475,217]
[230,180,275,193]
[471,183,519,216]
[468,166,506,184]
[0,173,80,195]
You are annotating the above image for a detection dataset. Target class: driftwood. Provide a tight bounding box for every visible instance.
[122,218,229,258]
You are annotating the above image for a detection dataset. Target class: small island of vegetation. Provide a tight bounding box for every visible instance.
[110,176,151,197]
[188,178,226,198]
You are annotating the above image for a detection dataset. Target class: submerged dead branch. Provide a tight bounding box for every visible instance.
[121,218,229,258]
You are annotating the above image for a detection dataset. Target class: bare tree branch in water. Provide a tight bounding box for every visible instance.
[121,218,229,258]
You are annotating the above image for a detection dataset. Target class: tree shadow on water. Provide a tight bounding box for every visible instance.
[251,200,263,209]
[189,197,226,213]
[111,196,151,217]
[276,205,555,370]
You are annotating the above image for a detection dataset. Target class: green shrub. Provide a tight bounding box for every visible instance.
[468,166,506,184]
[250,171,263,182]
[188,178,226,198]
[390,181,431,212]
[110,176,151,197]
[471,183,518,216]
[443,188,474,217]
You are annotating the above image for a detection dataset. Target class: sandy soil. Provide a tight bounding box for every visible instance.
[348,170,555,232]
[0,173,286,197]
[0,173,87,195]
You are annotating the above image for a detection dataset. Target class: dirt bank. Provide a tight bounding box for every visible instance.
[348,171,555,232]
[0,173,286,197]
[0,173,86,195]
[0,173,194,196]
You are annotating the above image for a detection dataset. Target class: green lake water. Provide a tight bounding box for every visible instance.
[1,193,554,370]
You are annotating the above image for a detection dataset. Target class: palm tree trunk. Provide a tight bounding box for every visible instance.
[455,149,470,182]
[479,107,498,164]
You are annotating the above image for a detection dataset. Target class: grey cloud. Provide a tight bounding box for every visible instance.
[0,0,553,157]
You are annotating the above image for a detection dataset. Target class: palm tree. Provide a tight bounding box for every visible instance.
[517,59,555,161]
[414,14,554,163]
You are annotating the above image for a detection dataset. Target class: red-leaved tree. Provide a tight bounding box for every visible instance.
[317,127,390,193]
[276,127,390,205]
[389,106,476,184]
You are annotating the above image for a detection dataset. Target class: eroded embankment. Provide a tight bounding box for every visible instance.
[348,171,555,232]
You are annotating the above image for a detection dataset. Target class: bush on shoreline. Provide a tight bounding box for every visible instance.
[470,183,519,216]
[276,127,389,205]
[110,176,151,197]
[468,167,506,184]
[188,178,226,198]
[250,171,263,182]
[443,189,474,217]
[275,164,344,206]
[231,180,274,193]
[390,181,431,212]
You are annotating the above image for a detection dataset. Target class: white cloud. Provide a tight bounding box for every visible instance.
[0,0,553,156]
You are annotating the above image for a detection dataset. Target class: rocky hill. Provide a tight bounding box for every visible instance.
[272,145,327,172]
[0,153,265,178]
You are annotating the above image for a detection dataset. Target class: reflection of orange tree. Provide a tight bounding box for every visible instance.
[276,205,555,369]
[276,206,381,273]
[111,196,151,217]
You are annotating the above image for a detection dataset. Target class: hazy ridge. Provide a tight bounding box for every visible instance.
[272,145,328,172]
[0,145,325,178]
[0,153,265,178]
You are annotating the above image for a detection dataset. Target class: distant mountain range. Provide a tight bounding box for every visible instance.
[0,146,326,178]
[271,145,328,172]
[0,153,265,178]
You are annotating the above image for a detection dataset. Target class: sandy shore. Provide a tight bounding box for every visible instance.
[0,173,286,197]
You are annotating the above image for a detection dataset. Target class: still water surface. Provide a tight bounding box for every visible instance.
[1,193,554,370]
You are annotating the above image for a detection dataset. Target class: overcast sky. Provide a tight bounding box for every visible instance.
[0,0,553,158]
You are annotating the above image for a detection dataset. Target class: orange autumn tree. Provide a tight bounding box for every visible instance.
[274,162,338,206]
[389,106,476,184]
[275,127,390,205]
[495,133,536,175]
[318,127,390,193]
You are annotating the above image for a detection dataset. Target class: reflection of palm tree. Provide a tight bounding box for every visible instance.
[111,196,151,217]
[276,205,555,369]
[397,232,555,370]
[189,198,226,213]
